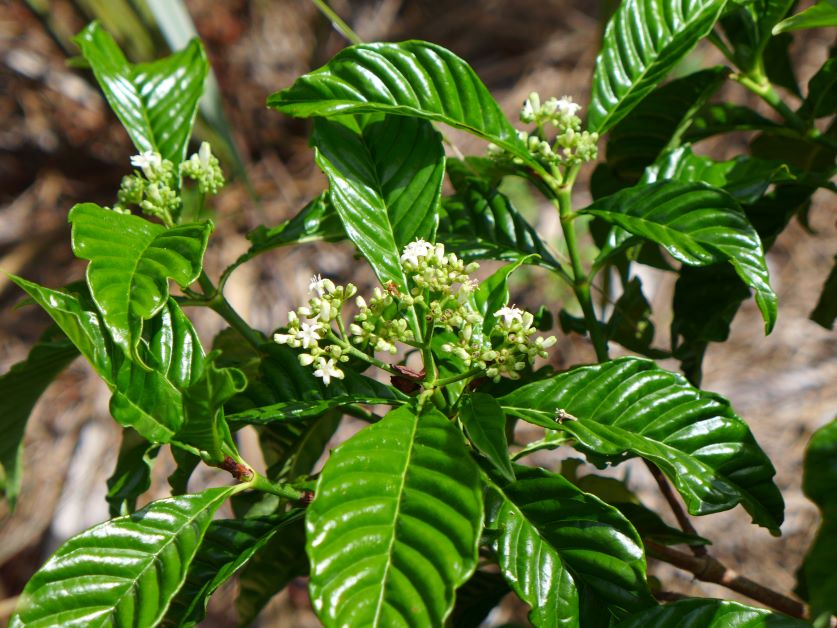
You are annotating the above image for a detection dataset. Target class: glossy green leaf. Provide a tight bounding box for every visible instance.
[0,326,78,508]
[616,598,808,627]
[796,419,837,620]
[499,357,784,533]
[236,513,308,626]
[603,67,728,184]
[11,486,236,627]
[486,465,654,624]
[106,428,159,517]
[69,203,211,361]
[221,193,344,285]
[10,276,113,379]
[268,41,528,164]
[719,1,795,76]
[472,255,535,336]
[800,57,837,119]
[460,393,514,482]
[588,0,727,133]
[811,256,837,329]
[643,145,794,204]
[582,181,776,333]
[74,21,208,167]
[162,510,303,628]
[307,405,483,626]
[440,160,563,272]
[683,103,780,142]
[228,392,401,426]
[773,0,837,33]
[312,115,444,295]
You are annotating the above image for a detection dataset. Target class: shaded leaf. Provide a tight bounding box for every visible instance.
[74,21,208,168]
[106,428,159,517]
[486,465,654,624]
[0,326,78,508]
[312,115,444,296]
[606,277,667,358]
[472,255,535,335]
[11,487,236,627]
[617,598,808,627]
[162,510,303,628]
[683,103,779,142]
[440,160,563,271]
[449,571,510,628]
[811,256,837,329]
[588,0,727,133]
[69,203,211,361]
[306,405,483,626]
[460,393,514,482]
[499,357,784,533]
[268,41,529,165]
[801,57,837,119]
[582,181,776,332]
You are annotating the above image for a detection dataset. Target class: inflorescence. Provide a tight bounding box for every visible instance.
[113,141,225,225]
[489,93,598,171]
[274,239,557,387]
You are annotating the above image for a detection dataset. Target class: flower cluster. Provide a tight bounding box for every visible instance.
[490,92,598,170]
[113,142,224,223]
[274,239,557,386]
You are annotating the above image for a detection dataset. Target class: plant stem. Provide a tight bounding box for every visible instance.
[431,368,484,388]
[552,168,609,362]
[311,0,362,45]
[247,471,306,501]
[209,294,265,351]
[644,460,707,557]
[646,541,806,619]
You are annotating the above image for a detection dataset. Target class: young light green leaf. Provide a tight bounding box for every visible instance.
[616,598,808,627]
[796,419,837,620]
[312,115,444,295]
[486,465,654,624]
[74,21,208,167]
[499,357,784,533]
[69,203,212,362]
[162,510,303,628]
[307,405,483,627]
[773,0,837,33]
[582,181,777,333]
[0,326,78,508]
[442,160,563,272]
[11,486,236,628]
[588,0,728,133]
[460,393,514,482]
[268,41,529,165]
[106,428,159,517]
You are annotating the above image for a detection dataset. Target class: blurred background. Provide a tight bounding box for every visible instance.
[1,0,835,625]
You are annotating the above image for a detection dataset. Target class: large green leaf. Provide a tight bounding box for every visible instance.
[0,326,78,508]
[162,510,303,628]
[441,160,563,272]
[796,419,837,620]
[582,181,776,332]
[603,67,728,185]
[312,115,443,296]
[74,21,208,167]
[307,405,483,626]
[268,41,529,165]
[499,357,784,533]
[773,0,837,33]
[106,428,159,517]
[616,598,808,627]
[69,203,211,361]
[487,465,654,624]
[588,0,728,133]
[11,486,236,627]
[460,393,514,482]
[683,103,780,142]
[236,513,308,626]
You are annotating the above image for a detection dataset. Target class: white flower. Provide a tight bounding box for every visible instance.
[314,358,343,385]
[198,141,212,166]
[130,151,163,179]
[298,353,315,366]
[400,239,434,266]
[273,332,292,344]
[556,95,581,118]
[298,322,322,349]
[309,274,335,298]
[495,305,524,328]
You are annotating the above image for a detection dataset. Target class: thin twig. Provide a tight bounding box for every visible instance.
[311,0,362,45]
[644,460,707,557]
[646,541,806,619]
